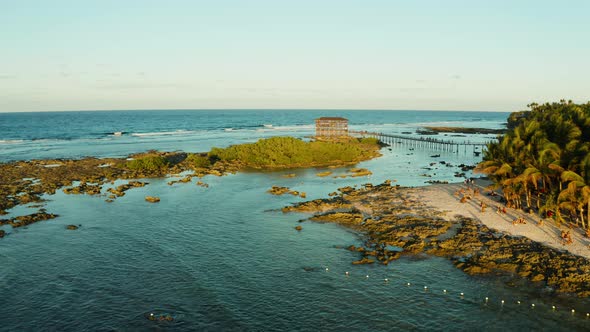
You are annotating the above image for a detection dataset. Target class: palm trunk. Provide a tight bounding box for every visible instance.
[541,178,547,190]
[526,190,531,209]
[579,208,585,229]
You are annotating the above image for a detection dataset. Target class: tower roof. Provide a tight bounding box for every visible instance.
[315,117,347,121]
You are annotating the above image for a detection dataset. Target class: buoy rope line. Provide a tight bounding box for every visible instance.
[324,267,589,319]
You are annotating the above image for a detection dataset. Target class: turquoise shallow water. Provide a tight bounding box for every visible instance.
[1,110,589,331]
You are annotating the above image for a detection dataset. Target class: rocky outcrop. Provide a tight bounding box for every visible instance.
[282,181,590,298]
[0,210,59,228]
[196,181,209,188]
[268,186,303,197]
[316,171,332,177]
[0,229,5,238]
[63,182,102,195]
[168,175,193,186]
[145,196,160,203]
[282,197,352,213]
[107,181,148,197]
[66,224,79,230]
[268,186,291,195]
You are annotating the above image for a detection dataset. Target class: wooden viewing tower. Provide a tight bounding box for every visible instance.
[315,117,348,138]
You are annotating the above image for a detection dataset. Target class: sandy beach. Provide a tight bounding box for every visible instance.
[417,180,590,260]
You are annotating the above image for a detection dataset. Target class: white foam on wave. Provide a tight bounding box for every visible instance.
[0,139,25,144]
[131,130,197,137]
[255,124,314,132]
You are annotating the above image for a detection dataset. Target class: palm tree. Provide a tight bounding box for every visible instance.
[559,170,590,230]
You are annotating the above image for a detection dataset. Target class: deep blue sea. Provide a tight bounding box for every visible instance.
[1,110,588,331]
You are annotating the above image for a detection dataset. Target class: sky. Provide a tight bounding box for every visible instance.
[1,0,589,112]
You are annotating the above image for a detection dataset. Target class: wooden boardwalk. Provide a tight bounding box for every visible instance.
[350,130,493,155]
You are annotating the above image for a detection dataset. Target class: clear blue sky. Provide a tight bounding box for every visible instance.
[1,0,589,112]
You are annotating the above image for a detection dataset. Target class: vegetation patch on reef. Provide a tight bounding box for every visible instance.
[0,136,382,235]
[208,136,381,169]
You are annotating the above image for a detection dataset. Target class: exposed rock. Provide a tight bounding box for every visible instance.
[1,211,59,228]
[145,196,160,203]
[268,186,291,195]
[168,175,193,186]
[295,225,302,231]
[196,181,209,188]
[268,186,302,197]
[352,258,375,265]
[63,182,102,195]
[107,181,148,198]
[66,225,79,230]
[282,181,590,298]
[0,229,5,238]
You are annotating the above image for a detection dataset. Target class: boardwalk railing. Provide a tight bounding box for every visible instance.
[350,131,493,155]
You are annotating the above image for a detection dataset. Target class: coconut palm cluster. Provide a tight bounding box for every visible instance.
[477,100,590,231]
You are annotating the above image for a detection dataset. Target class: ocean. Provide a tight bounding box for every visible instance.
[0,110,588,331]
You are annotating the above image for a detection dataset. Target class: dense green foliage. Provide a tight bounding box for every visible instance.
[359,137,381,145]
[208,136,379,168]
[186,153,212,169]
[478,100,590,229]
[125,155,170,172]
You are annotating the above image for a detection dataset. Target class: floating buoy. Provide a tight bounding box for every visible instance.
[443,289,447,293]
[366,275,369,278]
[517,301,521,305]
[384,278,389,282]
[552,305,556,310]
[572,309,575,313]
[586,313,589,317]
[345,271,349,276]
[501,300,505,305]
[424,286,428,290]
[460,292,464,297]
[531,304,535,308]
[407,282,411,286]
[325,268,329,271]
[485,297,489,302]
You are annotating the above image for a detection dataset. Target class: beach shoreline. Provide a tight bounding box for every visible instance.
[283,180,590,297]
[418,179,590,260]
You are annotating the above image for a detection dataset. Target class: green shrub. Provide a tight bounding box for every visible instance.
[125,155,169,172]
[208,136,378,168]
[186,153,212,168]
[359,137,380,145]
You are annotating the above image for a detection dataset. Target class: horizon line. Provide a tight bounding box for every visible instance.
[0,107,514,114]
